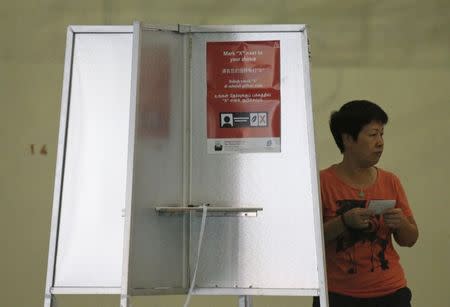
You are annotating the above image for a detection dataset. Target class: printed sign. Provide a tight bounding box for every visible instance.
[207,40,281,153]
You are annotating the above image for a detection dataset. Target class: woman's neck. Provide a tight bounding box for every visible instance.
[335,159,377,187]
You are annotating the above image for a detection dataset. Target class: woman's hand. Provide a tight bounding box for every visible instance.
[382,208,408,230]
[343,208,374,229]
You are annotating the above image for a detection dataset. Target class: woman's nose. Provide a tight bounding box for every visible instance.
[377,135,384,146]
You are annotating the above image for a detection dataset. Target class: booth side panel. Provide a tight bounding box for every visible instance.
[127,29,187,292]
[53,32,132,288]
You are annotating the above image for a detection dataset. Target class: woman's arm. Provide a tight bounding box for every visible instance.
[383,209,419,247]
[323,208,374,242]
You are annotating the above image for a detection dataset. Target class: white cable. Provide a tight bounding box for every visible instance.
[183,205,208,307]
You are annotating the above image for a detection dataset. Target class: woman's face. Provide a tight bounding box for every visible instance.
[344,121,385,167]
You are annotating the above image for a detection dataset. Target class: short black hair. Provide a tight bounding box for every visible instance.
[329,100,388,153]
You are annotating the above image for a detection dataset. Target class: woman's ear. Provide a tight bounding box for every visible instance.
[342,133,354,149]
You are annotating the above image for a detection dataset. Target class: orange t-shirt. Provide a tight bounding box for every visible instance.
[320,165,413,298]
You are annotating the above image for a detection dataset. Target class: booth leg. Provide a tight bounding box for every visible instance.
[120,295,130,307]
[238,295,253,307]
[44,294,57,307]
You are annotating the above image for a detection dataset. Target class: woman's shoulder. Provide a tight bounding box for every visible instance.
[376,167,401,183]
[320,165,338,181]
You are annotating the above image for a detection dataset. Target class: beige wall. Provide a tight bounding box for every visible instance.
[1,0,449,306]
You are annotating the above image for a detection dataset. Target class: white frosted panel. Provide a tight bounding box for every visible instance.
[190,32,319,289]
[128,29,186,290]
[54,33,132,287]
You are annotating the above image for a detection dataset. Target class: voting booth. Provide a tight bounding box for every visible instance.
[44,22,328,307]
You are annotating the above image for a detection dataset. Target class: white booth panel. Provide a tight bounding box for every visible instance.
[127,28,188,291]
[189,32,319,290]
[54,33,132,287]
[46,24,327,307]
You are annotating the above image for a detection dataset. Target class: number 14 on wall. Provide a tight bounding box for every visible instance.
[30,144,48,156]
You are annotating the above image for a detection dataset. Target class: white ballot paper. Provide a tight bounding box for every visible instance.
[367,200,396,215]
